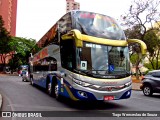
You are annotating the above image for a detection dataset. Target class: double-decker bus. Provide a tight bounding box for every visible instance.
[29,10,147,101]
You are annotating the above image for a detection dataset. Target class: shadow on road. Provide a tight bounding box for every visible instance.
[57,97,128,110]
[147,94,160,98]
[31,84,128,110]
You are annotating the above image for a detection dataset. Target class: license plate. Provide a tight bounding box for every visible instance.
[104,96,114,100]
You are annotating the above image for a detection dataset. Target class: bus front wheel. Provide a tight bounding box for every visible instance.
[47,81,54,96]
[54,82,60,100]
[47,78,61,100]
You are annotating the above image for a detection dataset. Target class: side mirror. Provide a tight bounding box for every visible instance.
[127,39,147,55]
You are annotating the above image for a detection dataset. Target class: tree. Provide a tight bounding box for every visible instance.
[121,0,160,78]
[125,25,143,39]
[8,37,36,71]
[122,0,160,39]
[0,16,36,72]
[0,15,12,68]
[144,29,160,69]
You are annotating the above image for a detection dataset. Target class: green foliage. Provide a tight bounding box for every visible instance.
[143,30,160,56]
[121,0,160,78]
[143,30,160,69]
[0,16,36,71]
[0,15,12,67]
[31,44,42,55]
[144,60,160,70]
[124,25,143,39]
[130,54,139,64]
[8,37,36,71]
[0,15,11,54]
[10,37,36,56]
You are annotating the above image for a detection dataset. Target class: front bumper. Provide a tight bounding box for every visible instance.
[69,84,132,101]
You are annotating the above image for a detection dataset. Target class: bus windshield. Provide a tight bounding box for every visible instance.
[73,11,126,40]
[76,42,130,78]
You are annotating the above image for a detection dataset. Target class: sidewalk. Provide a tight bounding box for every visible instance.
[0,72,18,76]
[132,82,141,91]
[132,76,142,91]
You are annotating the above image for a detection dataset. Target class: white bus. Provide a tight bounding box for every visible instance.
[29,10,147,101]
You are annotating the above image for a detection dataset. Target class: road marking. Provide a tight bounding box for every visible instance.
[0,94,2,109]
[8,104,72,111]
[2,94,17,120]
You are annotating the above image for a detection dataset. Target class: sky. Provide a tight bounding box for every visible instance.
[16,0,132,41]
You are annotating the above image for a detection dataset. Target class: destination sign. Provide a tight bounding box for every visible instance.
[79,12,116,23]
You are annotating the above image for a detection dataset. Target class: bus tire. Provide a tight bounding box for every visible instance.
[52,77,61,100]
[54,82,61,100]
[47,77,54,97]
[47,82,53,96]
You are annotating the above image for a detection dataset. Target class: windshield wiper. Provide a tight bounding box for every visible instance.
[73,69,86,75]
[73,69,95,77]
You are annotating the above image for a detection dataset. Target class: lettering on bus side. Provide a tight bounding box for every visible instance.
[40,48,48,58]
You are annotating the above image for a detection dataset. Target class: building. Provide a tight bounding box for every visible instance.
[0,0,17,36]
[0,0,17,70]
[66,0,80,13]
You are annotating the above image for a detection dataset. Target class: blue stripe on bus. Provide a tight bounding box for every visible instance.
[57,77,97,101]
[60,78,132,101]
[119,89,131,99]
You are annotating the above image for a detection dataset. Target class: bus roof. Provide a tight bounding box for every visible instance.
[35,10,116,48]
[34,10,124,50]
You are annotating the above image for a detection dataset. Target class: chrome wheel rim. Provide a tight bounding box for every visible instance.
[144,87,150,95]
[55,84,59,98]
[48,83,51,94]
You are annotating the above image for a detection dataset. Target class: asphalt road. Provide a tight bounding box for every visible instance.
[0,76,160,120]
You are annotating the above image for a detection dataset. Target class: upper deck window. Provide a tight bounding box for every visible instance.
[73,11,126,40]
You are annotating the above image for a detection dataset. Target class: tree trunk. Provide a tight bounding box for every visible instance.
[135,53,142,80]
[1,54,7,72]
[156,48,160,69]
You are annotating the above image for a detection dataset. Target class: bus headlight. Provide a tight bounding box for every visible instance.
[125,81,132,87]
[72,78,91,87]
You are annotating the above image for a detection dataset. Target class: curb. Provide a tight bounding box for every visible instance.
[0,94,2,109]
[0,74,18,76]
[132,89,141,91]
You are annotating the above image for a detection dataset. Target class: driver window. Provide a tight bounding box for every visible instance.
[60,39,75,70]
